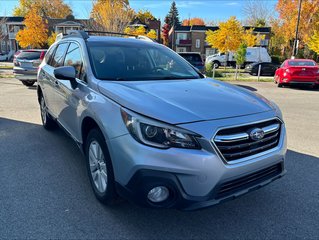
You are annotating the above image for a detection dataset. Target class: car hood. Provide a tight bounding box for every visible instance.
[97,78,274,124]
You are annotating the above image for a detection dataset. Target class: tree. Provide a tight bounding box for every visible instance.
[161,21,170,46]
[307,30,319,54]
[182,17,205,26]
[16,8,48,48]
[13,0,72,18]
[91,0,135,33]
[146,29,157,40]
[124,26,157,40]
[234,43,247,80]
[47,32,58,46]
[243,0,273,26]
[136,10,155,23]
[206,16,243,53]
[242,28,264,47]
[165,1,180,27]
[274,0,319,56]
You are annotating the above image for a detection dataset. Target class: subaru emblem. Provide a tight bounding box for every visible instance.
[249,128,265,141]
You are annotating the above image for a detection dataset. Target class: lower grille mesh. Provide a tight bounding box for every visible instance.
[217,163,282,198]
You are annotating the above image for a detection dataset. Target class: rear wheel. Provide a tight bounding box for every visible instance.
[212,61,220,69]
[85,128,117,205]
[22,80,35,87]
[40,95,56,130]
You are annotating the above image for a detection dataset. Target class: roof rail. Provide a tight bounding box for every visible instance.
[61,30,157,43]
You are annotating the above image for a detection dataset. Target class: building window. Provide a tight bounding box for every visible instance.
[196,39,200,48]
[205,48,216,57]
[176,47,186,53]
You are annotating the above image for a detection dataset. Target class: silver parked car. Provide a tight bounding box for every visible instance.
[14,49,47,86]
[37,31,287,210]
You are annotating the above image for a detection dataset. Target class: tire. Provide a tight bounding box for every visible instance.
[40,95,56,130]
[212,61,220,69]
[85,128,117,205]
[22,80,35,87]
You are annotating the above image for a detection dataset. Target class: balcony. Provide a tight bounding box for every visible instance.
[176,39,192,46]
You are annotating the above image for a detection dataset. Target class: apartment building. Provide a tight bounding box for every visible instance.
[173,25,271,59]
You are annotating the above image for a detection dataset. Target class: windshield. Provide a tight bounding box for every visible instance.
[87,42,201,81]
[17,51,43,60]
[288,60,316,66]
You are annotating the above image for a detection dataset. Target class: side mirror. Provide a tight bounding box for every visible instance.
[54,66,76,81]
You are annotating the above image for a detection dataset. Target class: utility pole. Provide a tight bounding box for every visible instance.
[292,0,302,58]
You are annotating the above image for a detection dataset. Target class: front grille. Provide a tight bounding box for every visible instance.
[216,163,282,199]
[213,119,281,162]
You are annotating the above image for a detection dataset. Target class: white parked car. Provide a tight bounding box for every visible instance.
[0,52,9,61]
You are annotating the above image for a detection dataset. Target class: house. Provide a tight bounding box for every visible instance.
[0,16,24,55]
[0,15,90,58]
[173,25,271,59]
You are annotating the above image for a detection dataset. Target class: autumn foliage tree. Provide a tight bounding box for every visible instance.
[206,17,244,53]
[274,0,319,56]
[13,0,72,18]
[307,30,319,54]
[91,0,135,33]
[124,26,157,40]
[206,17,261,53]
[16,8,48,48]
[182,17,205,26]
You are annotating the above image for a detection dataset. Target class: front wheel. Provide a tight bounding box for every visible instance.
[85,128,117,205]
[22,80,35,87]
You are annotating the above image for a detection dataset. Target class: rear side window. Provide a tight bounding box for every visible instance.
[51,43,69,67]
[64,43,83,79]
[17,51,41,60]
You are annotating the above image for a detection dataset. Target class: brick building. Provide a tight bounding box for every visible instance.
[173,25,272,59]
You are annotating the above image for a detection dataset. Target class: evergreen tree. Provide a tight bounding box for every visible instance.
[165,1,180,27]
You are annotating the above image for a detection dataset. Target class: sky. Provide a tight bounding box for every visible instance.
[0,0,277,23]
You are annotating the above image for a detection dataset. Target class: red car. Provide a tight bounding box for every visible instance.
[274,59,319,88]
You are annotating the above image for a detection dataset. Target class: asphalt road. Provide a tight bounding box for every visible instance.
[0,78,318,239]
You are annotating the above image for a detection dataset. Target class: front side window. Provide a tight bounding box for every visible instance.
[88,42,201,81]
[64,43,83,79]
[51,43,69,68]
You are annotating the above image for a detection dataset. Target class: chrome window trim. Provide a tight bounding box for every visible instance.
[210,117,283,165]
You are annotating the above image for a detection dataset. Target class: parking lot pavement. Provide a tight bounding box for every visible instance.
[0,78,318,239]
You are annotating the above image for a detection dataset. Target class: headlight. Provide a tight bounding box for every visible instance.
[121,109,201,149]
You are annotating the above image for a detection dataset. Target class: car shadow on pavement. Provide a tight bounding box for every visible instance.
[283,85,319,92]
[1,117,318,239]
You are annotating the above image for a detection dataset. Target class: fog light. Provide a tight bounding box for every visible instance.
[283,78,288,82]
[147,186,169,203]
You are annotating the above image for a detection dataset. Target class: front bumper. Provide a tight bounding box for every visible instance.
[108,112,287,210]
[116,162,286,210]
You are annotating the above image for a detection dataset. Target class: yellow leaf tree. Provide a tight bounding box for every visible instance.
[242,28,264,47]
[91,0,135,33]
[47,32,58,46]
[274,0,319,55]
[13,0,72,18]
[16,8,48,48]
[146,29,157,39]
[206,16,243,53]
[124,26,157,40]
[307,30,319,54]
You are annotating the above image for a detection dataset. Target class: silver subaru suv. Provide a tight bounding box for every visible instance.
[37,31,286,210]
